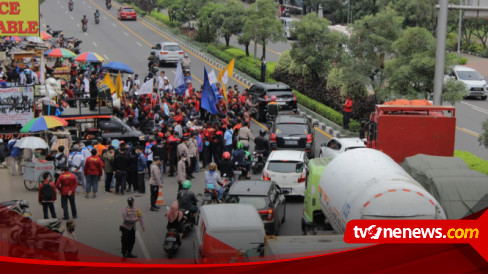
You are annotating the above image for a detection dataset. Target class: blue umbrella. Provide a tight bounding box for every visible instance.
[101,61,134,74]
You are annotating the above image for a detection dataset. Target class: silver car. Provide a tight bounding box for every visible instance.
[319,137,366,158]
[447,65,488,100]
[151,42,184,65]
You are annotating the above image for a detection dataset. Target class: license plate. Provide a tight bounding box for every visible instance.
[278,101,286,105]
[166,238,177,242]
[234,170,242,175]
[285,140,298,145]
[282,188,292,194]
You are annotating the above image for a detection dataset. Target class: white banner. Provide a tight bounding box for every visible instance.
[135,78,154,96]
[0,87,34,126]
[208,69,218,85]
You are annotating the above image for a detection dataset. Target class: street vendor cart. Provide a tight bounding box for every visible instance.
[23,161,55,191]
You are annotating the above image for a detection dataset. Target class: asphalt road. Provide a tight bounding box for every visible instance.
[19,0,333,262]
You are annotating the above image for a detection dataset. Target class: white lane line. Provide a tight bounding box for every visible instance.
[57,1,60,4]
[462,128,480,136]
[135,231,150,261]
[124,32,129,37]
[65,10,68,14]
[103,55,109,61]
[103,16,107,20]
[136,42,143,47]
[76,23,80,27]
[112,23,117,27]
[92,41,97,47]
[88,6,92,9]
[82,1,86,3]
[461,101,488,115]
[70,16,74,20]
[84,32,88,36]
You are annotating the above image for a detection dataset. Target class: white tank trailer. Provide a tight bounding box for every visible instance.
[318,149,446,233]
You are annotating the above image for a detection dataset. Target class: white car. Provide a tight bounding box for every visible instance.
[446,65,488,100]
[263,150,308,197]
[151,42,184,65]
[319,137,366,158]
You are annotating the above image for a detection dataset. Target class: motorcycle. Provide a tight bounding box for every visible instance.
[179,209,194,236]
[106,1,111,9]
[68,1,73,11]
[202,183,219,205]
[46,26,63,38]
[150,63,159,75]
[95,15,100,24]
[182,66,190,76]
[163,228,181,259]
[82,23,87,32]
[251,150,266,174]
[266,113,277,130]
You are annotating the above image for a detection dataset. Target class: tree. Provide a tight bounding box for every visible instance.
[480,119,488,148]
[196,2,223,43]
[242,0,285,59]
[215,0,246,47]
[384,27,466,103]
[376,0,438,34]
[348,8,403,93]
[290,13,346,82]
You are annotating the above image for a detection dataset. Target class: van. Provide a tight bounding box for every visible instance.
[193,204,265,264]
[280,17,299,40]
[302,158,333,235]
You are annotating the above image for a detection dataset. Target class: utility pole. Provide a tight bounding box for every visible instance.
[457,0,463,56]
[433,0,448,105]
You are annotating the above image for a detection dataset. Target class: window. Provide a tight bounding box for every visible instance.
[267,161,303,173]
[163,45,182,51]
[227,196,267,210]
[100,121,122,132]
[275,123,308,135]
[154,44,161,50]
[327,140,341,150]
[457,70,483,81]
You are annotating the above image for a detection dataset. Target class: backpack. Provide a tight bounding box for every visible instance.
[25,71,33,85]
[232,149,245,165]
[55,153,67,169]
[41,182,55,201]
[8,140,20,157]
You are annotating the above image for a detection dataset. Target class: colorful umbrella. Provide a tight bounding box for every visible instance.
[44,48,76,58]
[25,36,44,43]
[40,31,51,40]
[4,36,21,42]
[101,61,134,74]
[75,52,105,62]
[20,116,68,133]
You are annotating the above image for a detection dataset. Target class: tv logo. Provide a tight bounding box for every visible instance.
[354,225,382,240]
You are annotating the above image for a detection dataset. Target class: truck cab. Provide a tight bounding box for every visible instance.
[302,157,333,235]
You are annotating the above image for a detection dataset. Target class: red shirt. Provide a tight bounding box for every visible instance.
[56,172,78,195]
[84,155,104,176]
[344,98,353,113]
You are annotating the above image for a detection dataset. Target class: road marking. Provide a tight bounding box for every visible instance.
[65,10,68,14]
[57,0,60,4]
[252,118,268,131]
[84,32,88,36]
[77,23,80,27]
[124,32,129,37]
[103,55,109,61]
[88,5,92,9]
[92,41,98,47]
[103,16,107,20]
[314,126,333,139]
[70,16,74,20]
[461,101,488,115]
[135,231,150,261]
[457,127,480,137]
[112,23,117,27]
[136,42,143,47]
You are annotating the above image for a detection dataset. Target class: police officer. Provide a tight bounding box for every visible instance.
[120,197,145,258]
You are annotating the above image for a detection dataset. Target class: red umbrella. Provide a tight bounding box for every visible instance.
[4,36,21,42]
[40,31,51,40]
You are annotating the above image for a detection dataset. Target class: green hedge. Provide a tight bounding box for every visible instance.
[124,3,147,17]
[294,90,360,132]
[206,44,275,82]
[150,10,171,25]
[454,150,488,175]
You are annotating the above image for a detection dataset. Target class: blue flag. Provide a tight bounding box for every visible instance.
[174,59,187,96]
[201,67,219,115]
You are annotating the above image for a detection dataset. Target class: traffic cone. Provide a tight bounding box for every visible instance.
[156,185,164,206]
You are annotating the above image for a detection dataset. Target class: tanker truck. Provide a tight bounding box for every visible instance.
[318,148,446,234]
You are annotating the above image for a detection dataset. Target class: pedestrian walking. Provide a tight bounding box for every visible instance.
[120,197,145,258]
[38,173,57,219]
[83,149,103,199]
[148,156,162,211]
[260,57,266,82]
[342,95,353,130]
[7,134,22,176]
[114,145,130,195]
[56,166,78,220]
[102,146,115,193]
[68,145,85,193]
[136,146,147,196]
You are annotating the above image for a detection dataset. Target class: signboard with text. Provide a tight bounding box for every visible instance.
[0,87,34,126]
[0,0,40,36]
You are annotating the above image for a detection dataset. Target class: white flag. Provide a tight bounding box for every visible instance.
[135,78,154,96]
[208,69,218,85]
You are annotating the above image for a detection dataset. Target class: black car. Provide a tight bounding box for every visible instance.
[269,114,317,158]
[248,82,297,122]
[225,180,286,235]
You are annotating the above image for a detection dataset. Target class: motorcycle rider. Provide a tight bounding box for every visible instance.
[254,129,270,157]
[181,54,191,72]
[177,180,198,217]
[166,200,183,241]
[106,0,112,8]
[147,52,158,71]
[81,15,88,30]
[219,151,234,179]
[68,0,74,10]
[205,162,223,200]
[94,9,100,22]
[232,141,251,179]
[267,95,279,118]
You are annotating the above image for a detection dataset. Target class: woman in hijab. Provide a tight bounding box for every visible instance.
[166,200,183,233]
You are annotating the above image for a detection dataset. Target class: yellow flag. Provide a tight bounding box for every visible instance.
[100,73,115,94]
[115,71,123,98]
[218,58,235,103]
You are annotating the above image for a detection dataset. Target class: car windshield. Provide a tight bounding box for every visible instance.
[267,161,303,173]
[123,8,134,12]
[163,45,181,51]
[227,196,267,209]
[275,123,308,135]
[457,70,483,81]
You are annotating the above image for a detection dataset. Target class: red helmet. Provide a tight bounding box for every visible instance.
[271,95,277,102]
[223,151,231,160]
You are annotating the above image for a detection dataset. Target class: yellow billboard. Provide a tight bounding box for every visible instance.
[0,0,40,37]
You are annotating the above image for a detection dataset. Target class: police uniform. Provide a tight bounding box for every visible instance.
[120,201,145,258]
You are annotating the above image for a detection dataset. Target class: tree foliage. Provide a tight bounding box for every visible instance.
[348,8,403,93]
[215,0,246,47]
[290,13,345,82]
[480,119,488,149]
[196,2,222,43]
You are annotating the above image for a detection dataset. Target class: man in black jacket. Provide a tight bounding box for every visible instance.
[113,146,130,195]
